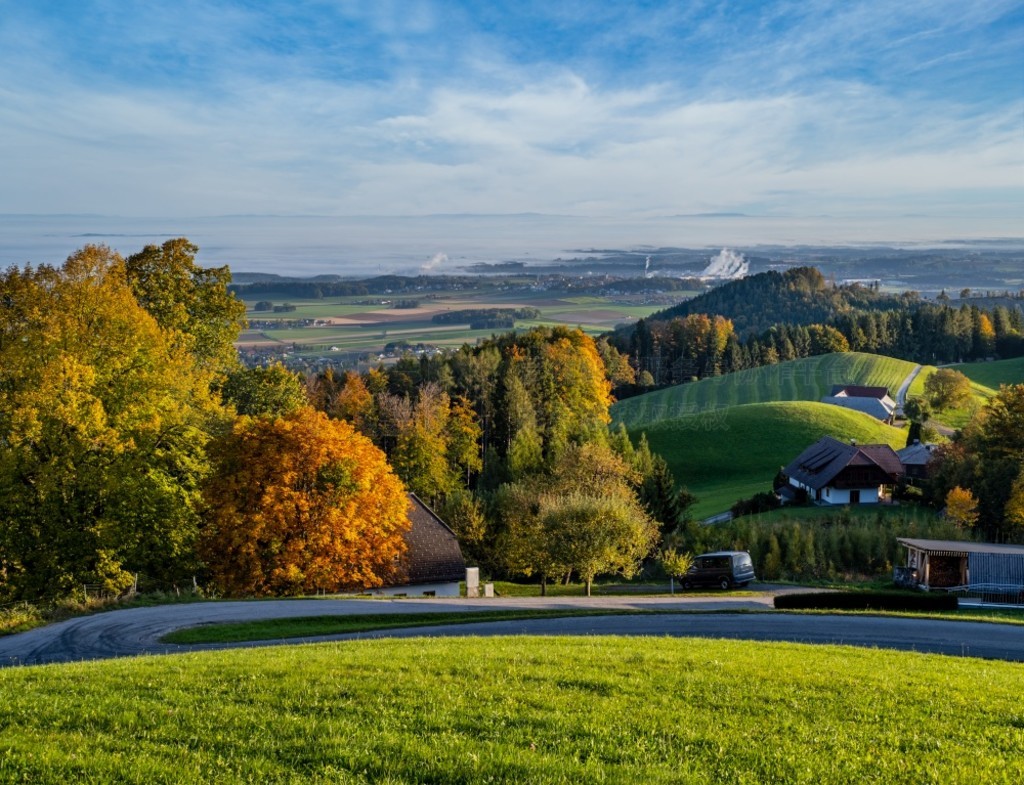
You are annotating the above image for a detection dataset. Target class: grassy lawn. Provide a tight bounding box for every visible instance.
[632,401,908,518]
[612,352,919,428]
[1,637,1021,783]
[952,356,1024,389]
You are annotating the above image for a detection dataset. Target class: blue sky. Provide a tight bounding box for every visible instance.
[1,0,1021,237]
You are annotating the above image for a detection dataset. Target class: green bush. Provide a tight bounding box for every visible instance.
[774,591,958,611]
[678,508,971,581]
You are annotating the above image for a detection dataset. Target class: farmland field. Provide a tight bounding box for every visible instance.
[0,636,1021,784]
[611,353,918,428]
[236,289,673,356]
[631,401,908,518]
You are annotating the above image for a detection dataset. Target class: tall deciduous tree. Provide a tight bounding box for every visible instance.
[200,408,409,597]
[220,364,308,417]
[125,238,246,375]
[496,443,658,594]
[924,368,972,411]
[0,246,226,599]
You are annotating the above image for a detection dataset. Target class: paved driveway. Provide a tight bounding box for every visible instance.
[2,591,1022,666]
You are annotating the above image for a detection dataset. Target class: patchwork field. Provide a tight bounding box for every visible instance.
[236,290,673,356]
[630,401,908,518]
[1,636,1020,783]
[612,352,918,429]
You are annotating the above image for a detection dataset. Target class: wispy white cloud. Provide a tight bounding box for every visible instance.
[0,0,1019,241]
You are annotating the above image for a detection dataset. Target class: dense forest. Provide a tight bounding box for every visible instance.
[611,267,1024,391]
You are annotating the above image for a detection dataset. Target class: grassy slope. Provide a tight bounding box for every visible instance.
[1,637,1021,784]
[612,352,918,428]
[952,356,1024,389]
[906,366,996,429]
[632,401,908,518]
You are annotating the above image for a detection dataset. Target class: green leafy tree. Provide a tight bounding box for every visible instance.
[495,443,658,595]
[125,238,246,375]
[924,368,972,411]
[0,246,227,600]
[541,492,657,596]
[220,364,307,417]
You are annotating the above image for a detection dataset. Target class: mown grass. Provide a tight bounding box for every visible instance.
[162,609,647,644]
[633,401,908,518]
[906,365,995,429]
[1,636,1022,783]
[953,356,1024,390]
[612,352,918,428]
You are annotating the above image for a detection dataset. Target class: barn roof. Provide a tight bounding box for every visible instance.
[401,493,466,585]
[896,441,939,466]
[897,538,1024,557]
[831,385,892,400]
[784,436,903,490]
[820,395,895,421]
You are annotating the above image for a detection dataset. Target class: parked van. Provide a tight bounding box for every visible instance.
[682,551,756,590]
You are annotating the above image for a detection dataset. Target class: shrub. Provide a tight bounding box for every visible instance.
[774,591,958,611]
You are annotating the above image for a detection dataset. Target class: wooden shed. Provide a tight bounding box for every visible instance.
[895,538,1024,601]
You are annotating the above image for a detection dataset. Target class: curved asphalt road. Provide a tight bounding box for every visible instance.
[3,591,1024,666]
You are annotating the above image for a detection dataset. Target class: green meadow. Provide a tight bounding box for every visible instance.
[611,352,918,428]
[1,637,1021,784]
[631,401,908,518]
[952,356,1024,390]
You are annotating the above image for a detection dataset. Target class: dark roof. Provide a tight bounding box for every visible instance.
[831,385,891,399]
[897,538,1024,557]
[783,436,904,490]
[820,395,894,421]
[399,493,465,585]
[896,441,939,466]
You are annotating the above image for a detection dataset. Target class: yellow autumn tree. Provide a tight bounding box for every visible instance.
[201,408,410,596]
[944,486,979,529]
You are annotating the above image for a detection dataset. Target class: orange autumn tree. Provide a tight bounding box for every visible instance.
[201,408,410,596]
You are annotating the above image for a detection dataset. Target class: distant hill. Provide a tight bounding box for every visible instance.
[620,267,903,337]
[612,352,918,429]
[630,401,908,518]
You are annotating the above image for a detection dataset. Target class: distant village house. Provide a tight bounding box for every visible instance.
[820,385,897,423]
[781,436,904,505]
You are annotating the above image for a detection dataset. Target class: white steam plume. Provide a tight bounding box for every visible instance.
[700,248,749,279]
[420,252,448,273]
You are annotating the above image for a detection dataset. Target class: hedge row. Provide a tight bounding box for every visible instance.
[774,591,958,611]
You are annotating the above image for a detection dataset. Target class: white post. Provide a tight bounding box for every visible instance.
[466,567,480,598]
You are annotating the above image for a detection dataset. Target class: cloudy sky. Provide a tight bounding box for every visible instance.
[1,1,1021,237]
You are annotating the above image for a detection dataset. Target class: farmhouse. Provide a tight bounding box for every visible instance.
[820,384,897,423]
[896,538,1024,600]
[782,436,903,505]
[896,440,939,482]
[366,494,466,597]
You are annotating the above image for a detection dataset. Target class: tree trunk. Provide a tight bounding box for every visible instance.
[540,575,547,597]
[585,578,592,597]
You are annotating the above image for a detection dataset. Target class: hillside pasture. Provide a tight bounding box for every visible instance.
[612,352,918,428]
[631,401,908,518]
[0,636,1020,783]
[952,356,1024,390]
[906,365,996,429]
